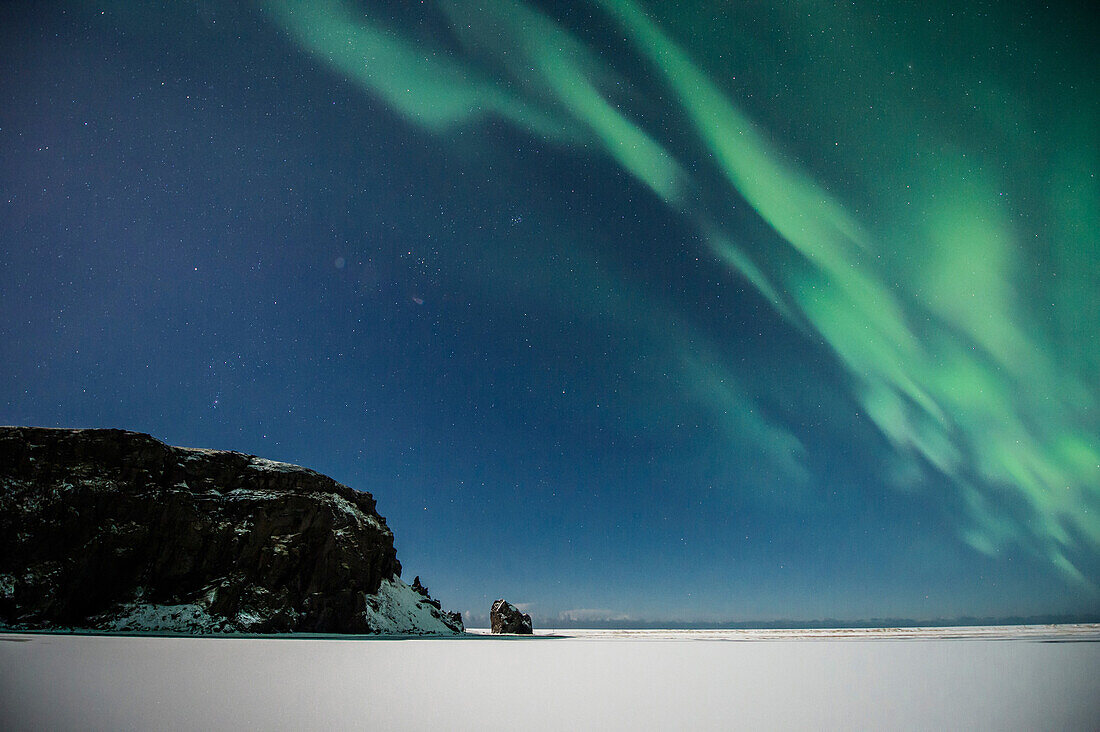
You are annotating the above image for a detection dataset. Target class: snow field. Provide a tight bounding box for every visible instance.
[0,630,1097,731]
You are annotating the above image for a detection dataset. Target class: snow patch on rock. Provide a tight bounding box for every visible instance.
[223,488,278,501]
[248,456,304,474]
[327,492,383,531]
[98,601,222,633]
[362,577,461,635]
[81,579,461,635]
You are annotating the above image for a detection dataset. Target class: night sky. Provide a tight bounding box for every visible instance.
[2,0,1097,626]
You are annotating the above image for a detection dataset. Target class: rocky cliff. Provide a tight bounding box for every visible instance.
[0,426,463,634]
[490,598,533,634]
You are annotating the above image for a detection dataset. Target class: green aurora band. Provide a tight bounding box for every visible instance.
[268,0,1100,587]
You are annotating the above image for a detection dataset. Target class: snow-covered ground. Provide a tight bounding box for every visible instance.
[1,626,1097,730]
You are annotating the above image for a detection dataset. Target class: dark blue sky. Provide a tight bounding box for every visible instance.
[2,0,1097,625]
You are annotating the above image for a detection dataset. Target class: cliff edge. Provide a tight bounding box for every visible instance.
[0,426,463,634]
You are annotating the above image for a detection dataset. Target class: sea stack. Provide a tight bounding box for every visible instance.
[490,598,533,634]
[0,426,463,635]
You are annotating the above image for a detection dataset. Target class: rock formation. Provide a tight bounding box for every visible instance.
[0,426,463,635]
[411,575,464,630]
[490,598,533,634]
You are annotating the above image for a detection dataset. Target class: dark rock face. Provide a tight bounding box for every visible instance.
[0,426,463,634]
[490,598,533,634]
[411,576,439,607]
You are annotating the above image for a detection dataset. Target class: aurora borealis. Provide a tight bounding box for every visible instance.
[1,0,1097,623]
